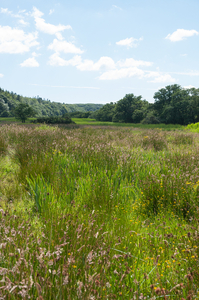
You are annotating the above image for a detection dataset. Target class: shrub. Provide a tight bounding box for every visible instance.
[186,122,199,132]
[32,115,75,124]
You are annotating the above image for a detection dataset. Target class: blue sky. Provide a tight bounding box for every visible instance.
[0,0,199,104]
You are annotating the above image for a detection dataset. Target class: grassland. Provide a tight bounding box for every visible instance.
[72,118,184,130]
[0,124,199,299]
[0,117,185,130]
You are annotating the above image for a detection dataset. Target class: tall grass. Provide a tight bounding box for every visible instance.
[0,125,198,299]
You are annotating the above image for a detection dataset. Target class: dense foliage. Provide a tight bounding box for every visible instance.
[0,87,103,117]
[95,85,199,125]
[1,84,199,125]
[14,103,36,123]
[32,115,75,124]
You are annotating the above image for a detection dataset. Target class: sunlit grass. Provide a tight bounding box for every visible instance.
[0,125,198,299]
[72,118,185,130]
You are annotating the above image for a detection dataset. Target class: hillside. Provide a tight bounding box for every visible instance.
[0,87,103,117]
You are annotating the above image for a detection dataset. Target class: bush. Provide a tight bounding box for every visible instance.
[186,122,199,132]
[32,115,75,124]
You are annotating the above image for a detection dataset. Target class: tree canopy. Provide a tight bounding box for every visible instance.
[1,85,199,125]
[153,85,199,124]
[14,103,36,123]
[0,87,103,118]
[94,85,199,125]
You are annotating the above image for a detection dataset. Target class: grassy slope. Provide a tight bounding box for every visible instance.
[0,125,198,299]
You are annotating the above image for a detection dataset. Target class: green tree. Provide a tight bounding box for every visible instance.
[0,98,9,117]
[153,85,196,125]
[112,94,147,123]
[14,103,36,123]
[95,102,116,121]
[141,111,160,124]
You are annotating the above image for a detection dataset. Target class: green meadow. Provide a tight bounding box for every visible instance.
[72,118,184,130]
[0,123,199,299]
[0,117,185,130]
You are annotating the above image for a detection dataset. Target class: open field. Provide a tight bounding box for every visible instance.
[0,117,185,130]
[0,124,199,299]
[0,117,36,125]
[72,118,185,130]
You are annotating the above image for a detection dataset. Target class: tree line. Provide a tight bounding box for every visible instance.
[1,85,199,125]
[92,85,199,125]
[0,88,102,118]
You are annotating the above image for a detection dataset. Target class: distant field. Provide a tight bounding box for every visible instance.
[0,116,185,130]
[72,118,184,130]
[0,117,35,124]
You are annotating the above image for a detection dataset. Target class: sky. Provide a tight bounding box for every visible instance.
[0,0,199,104]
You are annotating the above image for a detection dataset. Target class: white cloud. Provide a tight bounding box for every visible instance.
[48,39,83,54]
[46,49,176,84]
[18,19,29,26]
[116,37,143,48]
[32,51,40,57]
[48,53,81,66]
[99,66,176,82]
[117,58,152,68]
[49,9,55,15]
[165,29,199,42]
[0,8,12,14]
[48,54,115,71]
[99,67,144,80]
[20,57,39,67]
[32,7,71,39]
[149,74,176,83]
[32,7,43,18]
[0,7,26,19]
[77,56,115,71]
[0,26,39,54]
[0,73,4,78]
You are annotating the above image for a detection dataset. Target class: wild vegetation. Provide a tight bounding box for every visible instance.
[0,124,199,299]
[0,87,102,117]
[93,85,199,125]
[186,122,199,133]
[1,84,199,126]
